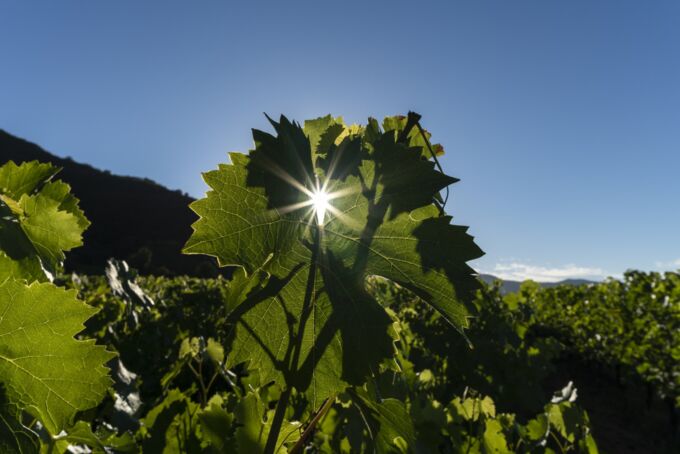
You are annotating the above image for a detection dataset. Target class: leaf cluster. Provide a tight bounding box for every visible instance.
[0,161,113,452]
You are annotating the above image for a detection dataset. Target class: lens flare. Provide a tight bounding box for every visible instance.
[311,188,330,226]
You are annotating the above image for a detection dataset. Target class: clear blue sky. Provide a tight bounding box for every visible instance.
[1,1,679,281]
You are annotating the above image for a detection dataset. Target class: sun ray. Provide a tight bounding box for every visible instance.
[324,185,361,202]
[324,204,364,232]
[301,206,319,238]
[270,200,314,216]
[251,139,364,230]
[252,153,315,198]
[321,151,344,193]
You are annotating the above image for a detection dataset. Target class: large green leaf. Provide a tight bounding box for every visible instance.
[0,161,89,282]
[184,114,483,406]
[0,280,114,436]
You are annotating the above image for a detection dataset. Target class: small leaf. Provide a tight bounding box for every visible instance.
[482,419,512,454]
[205,338,225,365]
[524,414,549,442]
[199,394,236,452]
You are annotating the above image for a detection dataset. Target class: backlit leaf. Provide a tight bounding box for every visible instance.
[184,114,483,407]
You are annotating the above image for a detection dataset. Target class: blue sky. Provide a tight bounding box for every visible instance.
[1,1,679,281]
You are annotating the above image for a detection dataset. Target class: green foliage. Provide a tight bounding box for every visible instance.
[0,161,112,452]
[526,271,680,407]
[324,389,416,453]
[48,420,136,454]
[69,114,606,453]
[183,114,483,408]
[0,161,89,282]
[198,394,235,452]
[374,278,559,415]
[232,391,301,453]
[135,386,303,453]
[1,125,627,453]
[441,390,597,454]
[66,261,612,453]
[137,389,203,452]
[80,274,230,405]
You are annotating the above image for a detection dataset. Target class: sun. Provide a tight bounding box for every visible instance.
[310,188,330,226]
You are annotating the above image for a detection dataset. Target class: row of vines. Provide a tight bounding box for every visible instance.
[524,272,680,411]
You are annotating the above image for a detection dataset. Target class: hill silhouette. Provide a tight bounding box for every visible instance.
[0,129,218,276]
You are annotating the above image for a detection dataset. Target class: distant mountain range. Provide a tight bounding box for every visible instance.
[0,129,218,276]
[478,274,596,294]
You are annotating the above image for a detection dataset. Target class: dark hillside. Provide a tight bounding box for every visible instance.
[0,129,218,276]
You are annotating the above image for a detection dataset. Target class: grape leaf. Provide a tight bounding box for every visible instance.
[0,161,89,282]
[50,420,108,454]
[198,394,236,453]
[0,279,114,435]
[184,114,483,407]
[482,419,512,454]
[0,161,58,200]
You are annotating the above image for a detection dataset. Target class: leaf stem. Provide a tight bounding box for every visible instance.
[265,225,322,454]
[264,387,292,454]
[289,394,336,454]
[411,112,450,214]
